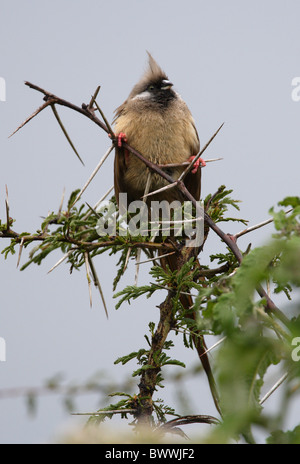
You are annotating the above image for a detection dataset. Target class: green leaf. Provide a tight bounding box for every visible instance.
[114,349,147,366]
[114,283,160,309]
[278,196,300,208]
[267,425,300,444]
[216,330,282,439]
[162,359,186,368]
[67,189,81,209]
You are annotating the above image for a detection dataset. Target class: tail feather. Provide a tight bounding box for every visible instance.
[159,250,221,416]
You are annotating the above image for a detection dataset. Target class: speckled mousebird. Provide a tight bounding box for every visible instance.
[113,53,220,414]
[113,52,205,206]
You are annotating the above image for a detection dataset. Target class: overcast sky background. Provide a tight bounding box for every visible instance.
[1,0,300,444]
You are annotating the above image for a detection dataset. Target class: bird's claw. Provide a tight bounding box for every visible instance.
[189,155,206,174]
[109,132,128,147]
[116,132,128,148]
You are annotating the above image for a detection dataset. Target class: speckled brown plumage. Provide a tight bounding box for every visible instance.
[113,52,201,205]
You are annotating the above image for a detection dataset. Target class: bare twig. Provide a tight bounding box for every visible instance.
[199,336,227,358]
[135,251,176,265]
[58,188,65,218]
[157,157,223,169]
[70,145,114,208]
[48,185,114,274]
[234,208,293,240]
[84,252,93,307]
[47,248,76,274]
[178,123,224,182]
[71,409,136,416]
[51,104,85,165]
[260,372,289,405]
[88,86,101,110]
[24,81,110,134]
[87,254,109,318]
[152,282,198,298]
[5,185,10,231]
[159,414,220,430]
[83,186,114,220]
[9,100,52,138]
[123,247,132,272]
[93,99,114,139]
[85,202,100,219]
[142,181,177,199]
[16,237,25,268]
[135,171,152,285]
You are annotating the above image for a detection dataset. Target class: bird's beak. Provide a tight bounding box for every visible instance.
[161,79,173,90]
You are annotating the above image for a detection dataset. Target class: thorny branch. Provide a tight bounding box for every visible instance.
[2,81,293,429]
[9,82,239,260]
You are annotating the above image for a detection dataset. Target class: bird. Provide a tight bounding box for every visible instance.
[113,52,205,206]
[113,52,220,414]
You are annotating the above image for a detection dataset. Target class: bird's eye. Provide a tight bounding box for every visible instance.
[148,84,155,91]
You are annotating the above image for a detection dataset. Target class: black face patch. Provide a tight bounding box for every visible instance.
[144,79,176,107]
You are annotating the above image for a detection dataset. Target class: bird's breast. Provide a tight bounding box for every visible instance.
[114,102,199,200]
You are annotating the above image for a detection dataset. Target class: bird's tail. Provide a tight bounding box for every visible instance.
[159,250,221,416]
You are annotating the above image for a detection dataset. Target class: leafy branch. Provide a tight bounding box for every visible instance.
[1,81,300,443]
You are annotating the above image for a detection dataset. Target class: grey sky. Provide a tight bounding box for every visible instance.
[0,0,299,443]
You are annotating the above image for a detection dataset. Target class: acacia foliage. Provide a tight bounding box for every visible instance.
[1,188,300,444]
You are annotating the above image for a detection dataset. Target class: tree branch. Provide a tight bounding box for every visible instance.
[4,81,292,430]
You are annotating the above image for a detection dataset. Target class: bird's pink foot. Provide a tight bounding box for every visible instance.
[189,155,206,174]
[114,132,130,164]
[117,132,128,148]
